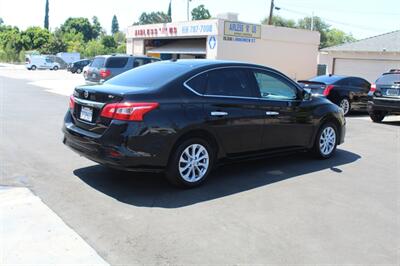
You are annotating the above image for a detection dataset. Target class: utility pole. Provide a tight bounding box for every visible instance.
[311,11,314,31]
[187,0,192,21]
[268,0,274,25]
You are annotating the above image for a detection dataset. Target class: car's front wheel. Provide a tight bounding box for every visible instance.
[76,68,82,74]
[53,66,59,71]
[166,138,214,188]
[31,65,37,70]
[312,122,338,159]
[369,110,386,123]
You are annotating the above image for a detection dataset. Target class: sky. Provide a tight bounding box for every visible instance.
[0,0,399,39]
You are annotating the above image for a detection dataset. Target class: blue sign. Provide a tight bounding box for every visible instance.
[209,36,217,49]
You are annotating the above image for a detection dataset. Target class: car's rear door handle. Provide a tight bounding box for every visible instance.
[211,111,228,116]
[266,111,279,116]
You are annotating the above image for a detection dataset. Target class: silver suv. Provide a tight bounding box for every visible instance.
[84,55,160,84]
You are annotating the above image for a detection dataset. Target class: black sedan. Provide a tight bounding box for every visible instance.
[298,75,371,115]
[63,60,346,187]
[67,59,92,74]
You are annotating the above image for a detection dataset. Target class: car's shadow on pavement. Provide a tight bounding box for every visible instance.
[74,149,361,208]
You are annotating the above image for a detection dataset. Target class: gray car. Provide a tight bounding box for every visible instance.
[84,54,160,84]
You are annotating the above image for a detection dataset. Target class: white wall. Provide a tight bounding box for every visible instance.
[319,51,400,82]
[215,25,320,80]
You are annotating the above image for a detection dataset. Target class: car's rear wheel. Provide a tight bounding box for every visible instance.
[31,65,37,70]
[312,122,338,159]
[166,138,214,188]
[369,110,386,123]
[339,97,351,116]
[53,66,59,71]
[76,68,82,74]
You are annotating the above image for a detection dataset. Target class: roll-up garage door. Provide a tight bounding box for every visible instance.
[334,58,400,82]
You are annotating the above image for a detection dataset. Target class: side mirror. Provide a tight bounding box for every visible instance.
[302,89,312,101]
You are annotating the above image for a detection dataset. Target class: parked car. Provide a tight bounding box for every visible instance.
[25,56,60,71]
[67,59,92,74]
[63,60,346,188]
[367,69,400,122]
[298,75,371,115]
[84,54,160,84]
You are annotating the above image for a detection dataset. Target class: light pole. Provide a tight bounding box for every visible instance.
[187,0,192,21]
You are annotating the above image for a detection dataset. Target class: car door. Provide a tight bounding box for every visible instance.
[192,68,266,155]
[250,69,314,150]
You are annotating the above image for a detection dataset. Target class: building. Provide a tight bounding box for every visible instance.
[319,30,400,82]
[126,18,320,80]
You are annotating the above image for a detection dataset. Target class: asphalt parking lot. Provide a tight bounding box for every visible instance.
[1,67,399,265]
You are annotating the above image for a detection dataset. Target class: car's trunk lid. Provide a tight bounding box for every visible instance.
[298,80,327,95]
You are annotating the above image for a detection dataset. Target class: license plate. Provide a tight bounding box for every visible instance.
[386,89,399,96]
[80,106,93,122]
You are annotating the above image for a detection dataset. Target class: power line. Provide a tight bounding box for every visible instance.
[279,7,388,33]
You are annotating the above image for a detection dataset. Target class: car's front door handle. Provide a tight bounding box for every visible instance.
[211,111,228,116]
[266,111,279,116]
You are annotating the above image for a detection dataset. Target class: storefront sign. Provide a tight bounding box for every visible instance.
[127,20,218,39]
[224,21,261,39]
[223,36,256,43]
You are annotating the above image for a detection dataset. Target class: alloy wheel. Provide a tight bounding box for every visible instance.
[340,98,350,115]
[319,126,336,156]
[178,144,209,183]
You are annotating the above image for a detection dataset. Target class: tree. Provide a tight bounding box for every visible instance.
[191,5,211,20]
[20,27,50,50]
[40,34,67,54]
[167,1,172,22]
[92,16,104,39]
[60,17,94,42]
[325,28,356,48]
[111,15,119,34]
[101,35,116,50]
[262,15,296,28]
[84,40,105,57]
[44,0,49,29]
[135,12,171,25]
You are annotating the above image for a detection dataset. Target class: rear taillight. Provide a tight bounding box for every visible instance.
[323,85,334,96]
[69,95,75,112]
[370,83,376,93]
[100,102,159,121]
[99,69,111,79]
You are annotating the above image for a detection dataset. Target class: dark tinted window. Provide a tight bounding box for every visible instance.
[377,74,400,85]
[91,57,105,68]
[186,73,208,94]
[350,78,370,88]
[253,71,297,100]
[336,78,350,86]
[106,61,191,88]
[105,57,129,68]
[205,69,254,97]
[133,58,151,68]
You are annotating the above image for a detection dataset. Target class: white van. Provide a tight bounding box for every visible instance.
[25,56,60,71]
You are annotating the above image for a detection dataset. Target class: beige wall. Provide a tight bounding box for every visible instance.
[216,25,320,80]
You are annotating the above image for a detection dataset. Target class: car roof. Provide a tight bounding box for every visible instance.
[309,75,360,84]
[94,54,159,60]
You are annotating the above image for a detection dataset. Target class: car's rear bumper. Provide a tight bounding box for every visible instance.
[62,113,166,172]
[368,98,400,114]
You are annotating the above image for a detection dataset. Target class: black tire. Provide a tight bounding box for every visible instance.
[53,66,59,71]
[165,138,214,188]
[31,65,37,70]
[369,111,386,123]
[76,68,82,74]
[71,69,76,74]
[311,122,338,159]
[339,97,351,116]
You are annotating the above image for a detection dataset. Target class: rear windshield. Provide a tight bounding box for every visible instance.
[377,74,400,85]
[105,57,129,68]
[91,57,105,68]
[310,75,343,84]
[105,62,191,88]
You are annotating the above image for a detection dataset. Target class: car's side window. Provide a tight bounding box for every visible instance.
[337,78,350,86]
[252,71,297,100]
[204,68,254,97]
[186,73,208,95]
[133,58,149,68]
